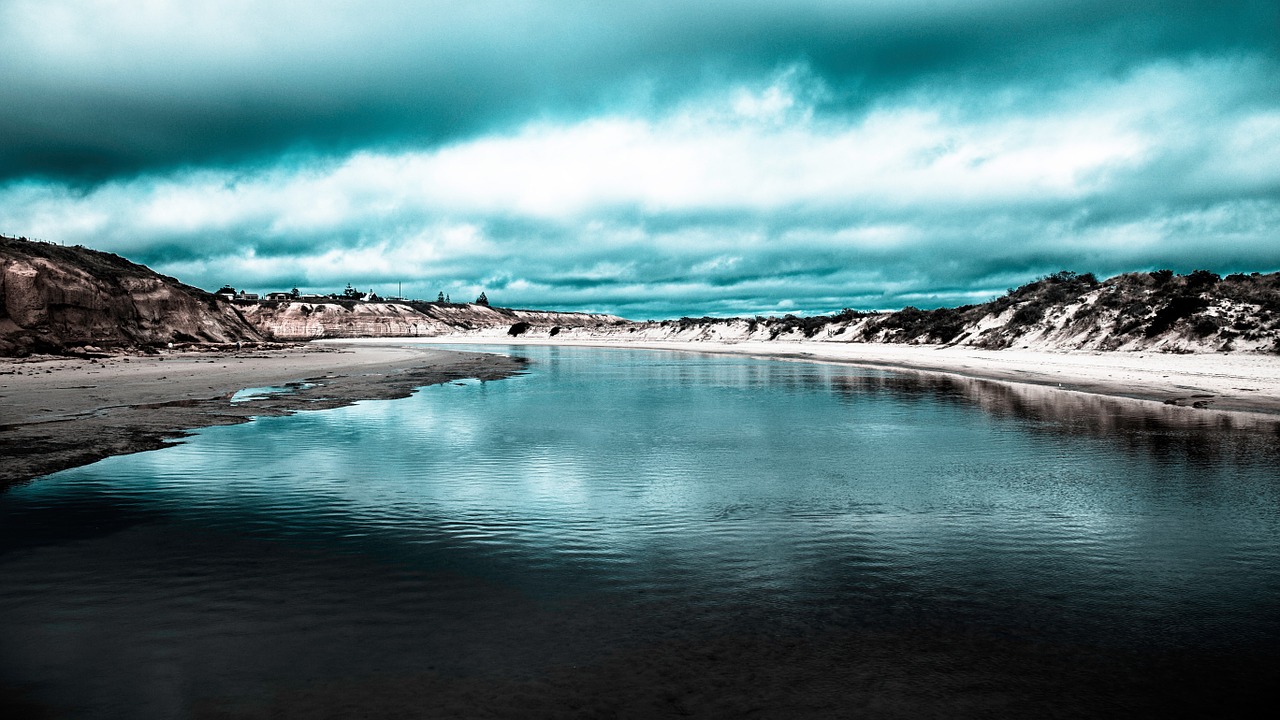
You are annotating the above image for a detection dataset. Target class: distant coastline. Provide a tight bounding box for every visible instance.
[244,270,1280,356]
[5,236,1279,358]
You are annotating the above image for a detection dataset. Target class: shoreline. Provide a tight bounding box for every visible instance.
[0,344,525,487]
[355,336,1280,419]
[4,337,1277,487]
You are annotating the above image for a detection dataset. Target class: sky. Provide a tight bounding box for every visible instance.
[1,1,1278,318]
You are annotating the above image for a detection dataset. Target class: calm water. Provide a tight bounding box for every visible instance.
[2,345,1279,718]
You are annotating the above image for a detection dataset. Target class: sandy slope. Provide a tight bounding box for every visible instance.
[0,344,524,486]
[363,337,1280,417]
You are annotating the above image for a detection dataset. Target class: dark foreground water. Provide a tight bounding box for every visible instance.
[3,346,1279,718]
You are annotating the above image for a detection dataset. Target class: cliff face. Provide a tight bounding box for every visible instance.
[241,300,626,340]
[9,234,1272,357]
[242,270,1280,354]
[0,236,264,356]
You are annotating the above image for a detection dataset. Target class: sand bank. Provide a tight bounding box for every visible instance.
[368,337,1280,417]
[0,344,524,487]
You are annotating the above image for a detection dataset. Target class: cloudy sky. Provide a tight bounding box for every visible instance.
[1,1,1277,317]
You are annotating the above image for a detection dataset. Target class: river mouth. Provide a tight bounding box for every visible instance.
[3,346,1278,718]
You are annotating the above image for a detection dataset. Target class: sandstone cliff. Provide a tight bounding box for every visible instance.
[7,234,1274,357]
[242,270,1280,354]
[1,236,264,356]
[241,300,627,340]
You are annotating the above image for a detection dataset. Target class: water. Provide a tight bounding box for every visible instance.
[229,382,316,403]
[2,345,1279,718]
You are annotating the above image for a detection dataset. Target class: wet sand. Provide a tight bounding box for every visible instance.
[0,344,524,487]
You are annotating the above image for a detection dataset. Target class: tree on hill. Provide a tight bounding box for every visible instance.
[437,291,445,302]
[476,292,489,306]
[342,283,361,299]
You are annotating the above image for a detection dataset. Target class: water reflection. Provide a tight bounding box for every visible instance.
[2,345,1278,719]
[819,367,1280,467]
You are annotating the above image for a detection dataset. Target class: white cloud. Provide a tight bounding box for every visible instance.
[2,58,1278,314]
[17,60,1274,230]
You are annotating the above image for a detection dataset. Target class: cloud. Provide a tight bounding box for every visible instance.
[2,1,1276,180]
[2,3,1278,316]
[3,54,1278,317]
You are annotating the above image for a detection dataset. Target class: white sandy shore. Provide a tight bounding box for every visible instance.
[334,337,1280,417]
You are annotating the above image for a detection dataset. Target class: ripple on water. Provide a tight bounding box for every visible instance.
[2,346,1280,718]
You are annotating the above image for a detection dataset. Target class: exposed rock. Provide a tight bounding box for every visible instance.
[240,301,450,340]
[6,235,1275,357]
[0,236,264,356]
[241,270,1280,354]
[242,300,627,340]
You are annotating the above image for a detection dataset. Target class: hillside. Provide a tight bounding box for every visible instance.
[535,271,1280,354]
[1,236,264,356]
[242,270,1280,354]
[5,237,1276,356]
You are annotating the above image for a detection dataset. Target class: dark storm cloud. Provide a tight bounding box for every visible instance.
[3,1,1279,317]
[1,0,1276,181]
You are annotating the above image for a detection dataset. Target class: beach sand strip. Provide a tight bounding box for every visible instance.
[0,344,524,487]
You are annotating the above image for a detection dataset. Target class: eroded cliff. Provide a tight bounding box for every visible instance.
[241,300,627,340]
[1,236,264,355]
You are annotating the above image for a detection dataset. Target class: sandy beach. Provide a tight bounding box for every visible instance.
[0,344,525,487]
[374,337,1280,417]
